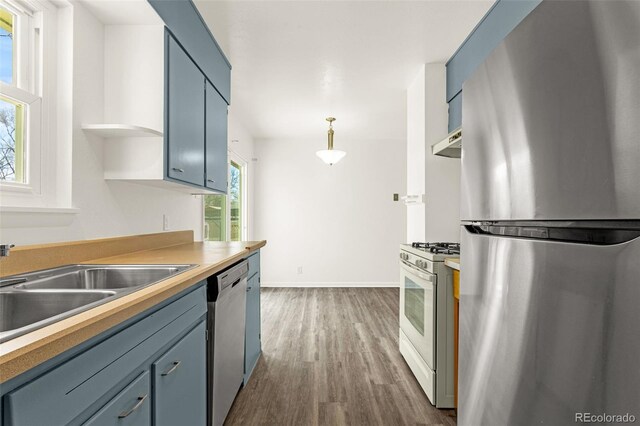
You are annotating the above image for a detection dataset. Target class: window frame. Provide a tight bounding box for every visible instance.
[228,151,247,241]
[202,150,248,242]
[0,0,60,208]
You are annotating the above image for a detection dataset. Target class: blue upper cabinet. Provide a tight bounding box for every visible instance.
[205,80,229,193]
[166,34,206,186]
[148,0,231,104]
[151,0,231,193]
[446,0,542,131]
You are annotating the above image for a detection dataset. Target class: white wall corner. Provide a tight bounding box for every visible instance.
[424,63,460,243]
[406,65,426,243]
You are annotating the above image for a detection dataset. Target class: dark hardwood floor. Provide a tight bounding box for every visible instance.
[225,288,456,426]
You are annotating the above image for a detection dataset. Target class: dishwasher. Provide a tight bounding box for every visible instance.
[207,260,248,426]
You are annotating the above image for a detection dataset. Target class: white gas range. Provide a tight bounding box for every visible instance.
[399,242,459,408]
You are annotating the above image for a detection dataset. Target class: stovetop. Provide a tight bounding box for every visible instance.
[410,242,460,255]
[401,242,460,262]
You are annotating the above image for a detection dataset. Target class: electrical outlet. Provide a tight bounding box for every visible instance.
[297,266,303,274]
[163,214,170,231]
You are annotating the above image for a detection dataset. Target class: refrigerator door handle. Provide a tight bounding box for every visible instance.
[464,224,640,245]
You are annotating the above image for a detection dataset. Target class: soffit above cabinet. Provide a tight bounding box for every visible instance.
[148,0,231,104]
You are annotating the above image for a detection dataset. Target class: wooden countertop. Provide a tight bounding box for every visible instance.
[445,257,460,271]
[0,233,266,383]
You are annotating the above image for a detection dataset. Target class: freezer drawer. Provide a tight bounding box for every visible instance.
[461,0,640,221]
[459,227,640,425]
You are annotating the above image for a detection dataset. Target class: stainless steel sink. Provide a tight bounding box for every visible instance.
[0,264,195,343]
[0,290,117,333]
[12,265,193,290]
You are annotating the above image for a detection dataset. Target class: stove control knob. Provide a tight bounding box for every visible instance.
[416,260,424,268]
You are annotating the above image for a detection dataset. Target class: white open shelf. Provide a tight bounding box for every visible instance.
[432,128,462,158]
[82,124,163,138]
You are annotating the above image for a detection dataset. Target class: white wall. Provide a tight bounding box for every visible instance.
[0,3,200,245]
[254,136,406,287]
[406,64,460,244]
[406,66,426,242]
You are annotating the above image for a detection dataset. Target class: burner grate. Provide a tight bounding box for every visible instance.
[411,242,460,255]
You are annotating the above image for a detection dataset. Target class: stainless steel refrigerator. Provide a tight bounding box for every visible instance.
[459,1,640,425]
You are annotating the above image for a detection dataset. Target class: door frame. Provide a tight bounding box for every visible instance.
[202,150,248,242]
[228,150,248,241]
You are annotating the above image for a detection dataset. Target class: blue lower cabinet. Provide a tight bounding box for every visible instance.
[2,284,207,426]
[153,321,207,426]
[248,252,260,279]
[84,371,151,426]
[244,273,261,383]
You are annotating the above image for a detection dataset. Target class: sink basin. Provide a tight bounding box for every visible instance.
[0,264,195,343]
[12,265,192,291]
[0,290,116,334]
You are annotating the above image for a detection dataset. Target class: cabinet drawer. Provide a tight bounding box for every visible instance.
[248,251,260,279]
[84,371,151,426]
[4,285,206,426]
[153,321,206,426]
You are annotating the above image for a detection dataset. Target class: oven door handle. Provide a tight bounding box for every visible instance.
[400,259,435,282]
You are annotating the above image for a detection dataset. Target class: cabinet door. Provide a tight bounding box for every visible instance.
[248,251,260,279]
[84,371,151,426]
[205,81,228,193]
[153,321,207,426]
[244,274,261,383]
[167,33,205,186]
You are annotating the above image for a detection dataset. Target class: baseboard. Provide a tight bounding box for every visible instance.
[261,282,399,288]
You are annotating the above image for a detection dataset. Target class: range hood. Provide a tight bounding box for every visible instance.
[431,128,462,158]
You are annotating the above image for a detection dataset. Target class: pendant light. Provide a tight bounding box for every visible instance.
[316,117,346,165]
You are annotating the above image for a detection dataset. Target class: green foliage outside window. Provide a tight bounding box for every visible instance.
[204,160,242,242]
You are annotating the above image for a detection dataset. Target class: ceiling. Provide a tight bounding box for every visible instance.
[194,0,492,141]
[79,0,163,25]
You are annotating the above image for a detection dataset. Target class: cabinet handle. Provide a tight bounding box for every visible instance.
[207,179,215,183]
[172,168,184,173]
[118,394,148,419]
[161,360,181,376]
[246,286,252,292]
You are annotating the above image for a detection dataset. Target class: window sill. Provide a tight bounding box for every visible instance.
[0,206,79,228]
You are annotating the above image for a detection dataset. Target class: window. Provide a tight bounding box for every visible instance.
[0,0,46,195]
[0,4,24,182]
[0,95,25,181]
[204,154,247,242]
[229,160,242,241]
[204,194,226,241]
